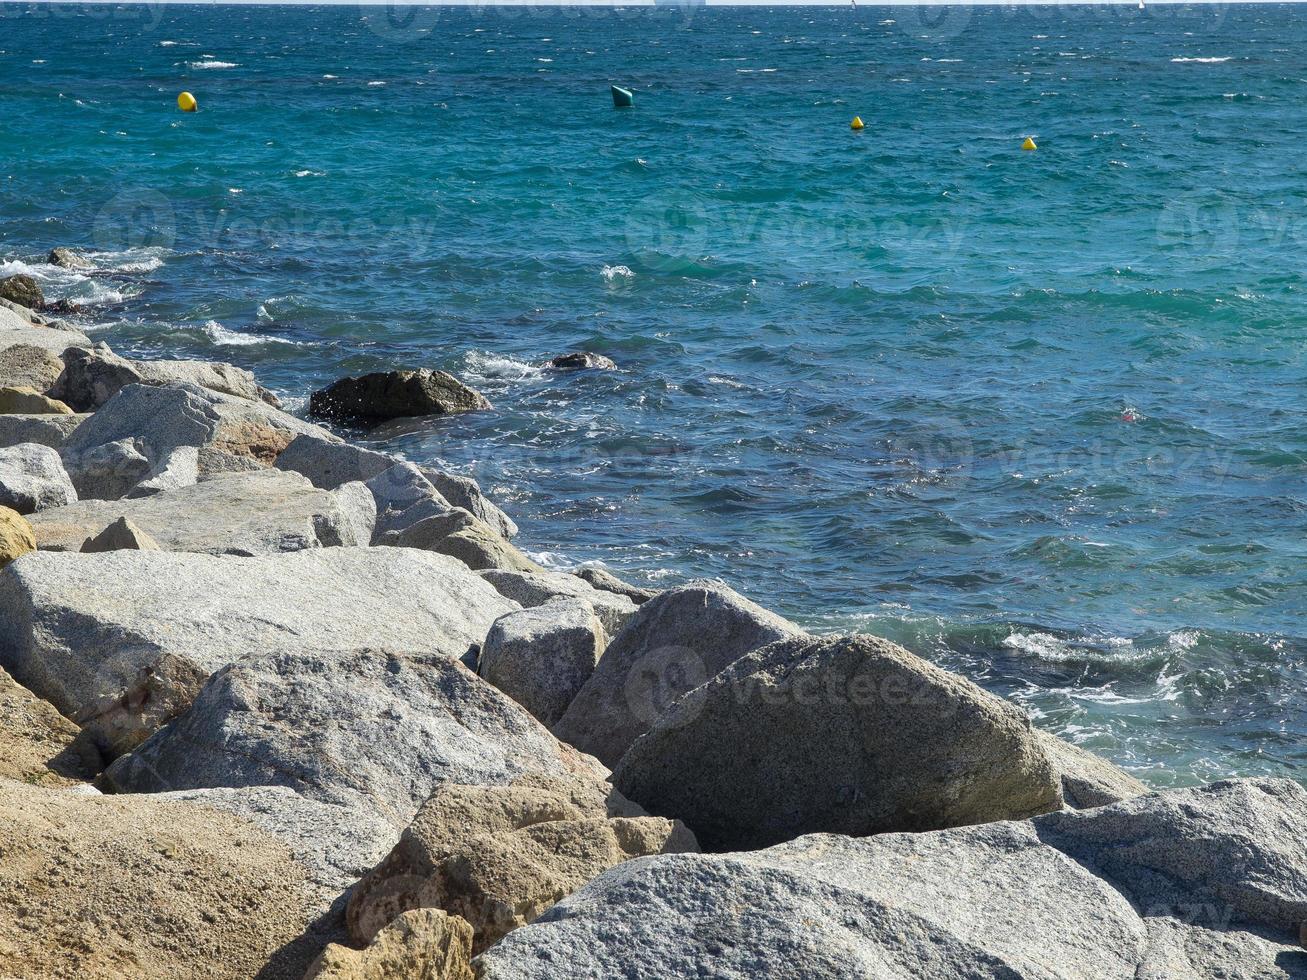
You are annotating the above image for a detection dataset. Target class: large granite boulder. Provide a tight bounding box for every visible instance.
[0,666,101,787]
[54,344,279,411]
[347,773,697,953]
[479,569,637,636]
[307,910,474,980]
[475,780,1307,979]
[1036,730,1147,809]
[479,599,607,727]
[0,547,517,756]
[309,369,490,424]
[0,273,43,309]
[0,779,332,980]
[0,412,86,449]
[60,382,333,499]
[0,505,35,569]
[28,468,373,555]
[573,566,656,604]
[0,442,77,514]
[0,344,63,393]
[105,648,606,830]
[612,633,1063,850]
[277,447,519,541]
[0,313,89,355]
[552,582,803,768]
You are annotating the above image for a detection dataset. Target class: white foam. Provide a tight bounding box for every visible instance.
[463,350,545,383]
[601,264,634,281]
[1170,56,1231,64]
[188,60,238,69]
[293,170,325,178]
[202,320,302,347]
[1001,630,1142,664]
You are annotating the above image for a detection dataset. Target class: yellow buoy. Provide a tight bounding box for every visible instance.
[1021,136,1037,151]
[850,116,865,131]
[177,91,197,113]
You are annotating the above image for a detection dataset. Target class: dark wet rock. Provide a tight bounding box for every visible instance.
[0,274,43,310]
[47,247,94,271]
[309,369,491,425]
[546,352,616,371]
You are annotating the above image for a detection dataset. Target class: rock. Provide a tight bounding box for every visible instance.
[0,385,73,415]
[60,381,334,499]
[0,779,337,980]
[0,505,35,568]
[127,444,199,497]
[0,273,43,309]
[59,436,152,500]
[0,547,518,756]
[0,412,86,449]
[33,469,375,555]
[573,566,657,604]
[0,314,90,355]
[0,344,63,393]
[306,910,474,980]
[546,352,617,371]
[479,599,607,727]
[278,434,396,489]
[0,442,77,514]
[480,569,637,636]
[347,773,697,953]
[80,516,160,553]
[553,582,803,768]
[310,369,491,424]
[1036,730,1148,809]
[476,779,1307,979]
[423,468,517,540]
[393,509,542,574]
[613,633,1063,850]
[159,785,398,902]
[48,247,94,270]
[105,648,606,831]
[54,344,278,411]
[366,462,456,539]
[0,666,101,786]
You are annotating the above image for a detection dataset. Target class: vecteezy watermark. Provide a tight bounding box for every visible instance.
[359,0,701,44]
[891,0,1230,45]
[92,189,178,253]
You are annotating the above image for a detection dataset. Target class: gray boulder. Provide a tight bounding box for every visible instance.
[573,566,657,604]
[28,468,374,555]
[0,443,77,514]
[0,547,517,756]
[309,368,491,424]
[60,381,332,499]
[476,779,1307,979]
[276,434,394,488]
[54,345,279,411]
[1036,730,1147,809]
[547,352,617,371]
[479,599,607,727]
[48,247,93,270]
[480,568,637,636]
[552,582,803,768]
[392,509,542,574]
[126,444,198,498]
[105,647,607,830]
[58,437,151,500]
[0,316,89,355]
[0,274,43,309]
[365,462,456,539]
[612,633,1063,850]
[0,413,86,449]
[0,344,63,393]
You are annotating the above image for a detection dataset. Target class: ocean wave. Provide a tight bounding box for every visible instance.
[1170,56,1232,64]
[0,257,139,306]
[463,350,546,383]
[202,320,302,347]
[601,264,635,281]
[188,60,239,69]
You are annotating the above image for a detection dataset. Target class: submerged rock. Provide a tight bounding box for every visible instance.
[552,582,803,768]
[309,369,491,424]
[476,779,1307,979]
[546,352,617,371]
[347,773,696,953]
[0,274,43,310]
[0,505,35,569]
[0,547,516,756]
[30,468,373,555]
[0,780,330,980]
[105,648,605,831]
[307,910,474,980]
[0,442,77,514]
[479,599,607,727]
[612,633,1062,850]
[0,386,73,415]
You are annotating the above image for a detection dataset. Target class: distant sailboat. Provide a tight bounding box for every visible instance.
[1138,1,1145,8]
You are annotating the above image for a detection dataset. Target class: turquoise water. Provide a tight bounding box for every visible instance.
[2,2,1305,786]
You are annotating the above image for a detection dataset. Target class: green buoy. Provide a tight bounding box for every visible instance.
[611,85,634,108]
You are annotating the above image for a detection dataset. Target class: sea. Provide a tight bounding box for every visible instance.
[1,1,1304,787]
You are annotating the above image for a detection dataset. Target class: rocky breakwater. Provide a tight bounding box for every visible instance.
[0,267,1300,980]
